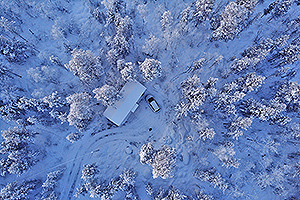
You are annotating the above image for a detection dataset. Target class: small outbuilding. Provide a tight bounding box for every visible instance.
[103,81,146,126]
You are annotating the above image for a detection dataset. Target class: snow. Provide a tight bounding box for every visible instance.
[0,0,300,199]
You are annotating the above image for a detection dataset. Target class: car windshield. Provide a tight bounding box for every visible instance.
[148,97,154,102]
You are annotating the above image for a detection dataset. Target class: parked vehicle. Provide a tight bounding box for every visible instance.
[145,95,160,112]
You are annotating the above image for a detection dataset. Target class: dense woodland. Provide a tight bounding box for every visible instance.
[0,0,299,199]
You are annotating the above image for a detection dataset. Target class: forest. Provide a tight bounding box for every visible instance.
[0,0,299,199]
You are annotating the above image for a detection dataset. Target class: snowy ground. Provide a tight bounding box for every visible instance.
[0,0,300,199]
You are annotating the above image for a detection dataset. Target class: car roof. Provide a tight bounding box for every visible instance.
[150,100,160,111]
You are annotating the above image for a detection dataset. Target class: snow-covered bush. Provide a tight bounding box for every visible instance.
[224,116,252,139]
[194,168,228,192]
[0,127,39,176]
[211,2,250,41]
[213,142,240,168]
[66,132,83,143]
[65,48,103,84]
[198,128,216,141]
[27,66,57,84]
[154,186,187,200]
[139,143,176,179]
[139,58,162,82]
[0,180,39,200]
[0,35,34,63]
[66,92,94,130]
[142,35,162,58]
[92,84,121,106]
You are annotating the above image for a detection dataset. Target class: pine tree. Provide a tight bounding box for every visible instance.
[92,84,121,106]
[0,127,39,176]
[0,180,39,200]
[0,35,34,63]
[65,48,103,84]
[193,0,215,26]
[211,2,250,41]
[66,92,94,130]
[139,58,162,82]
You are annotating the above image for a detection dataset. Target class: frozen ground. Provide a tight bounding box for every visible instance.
[0,0,300,199]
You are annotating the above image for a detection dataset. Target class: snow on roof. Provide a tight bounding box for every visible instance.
[103,81,146,126]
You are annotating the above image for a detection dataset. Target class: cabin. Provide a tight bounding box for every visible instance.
[103,81,146,126]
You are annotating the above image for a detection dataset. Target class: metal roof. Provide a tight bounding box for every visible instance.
[103,81,146,126]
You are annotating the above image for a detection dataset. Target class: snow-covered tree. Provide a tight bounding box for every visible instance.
[161,11,172,31]
[193,0,215,26]
[230,38,277,73]
[255,165,286,195]
[180,75,207,109]
[213,142,240,168]
[224,116,252,139]
[194,168,228,192]
[154,186,187,200]
[198,128,216,141]
[272,0,294,18]
[117,59,136,82]
[0,127,39,176]
[0,35,34,63]
[42,91,65,109]
[139,58,162,82]
[211,2,250,41]
[102,0,126,24]
[215,73,265,114]
[76,164,138,199]
[152,145,176,179]
[41,169,64,200]
[106,13,133,64]
[65,48,103,83]
[66,92,94,130]
[92,84,121,106]
[140,143,176,179]
[139,142,156,165]
[269,44,300,67]
[0,180,39,200]
[194,190,213,200]
[42,170,63,192]
[236,0,259,9]
[81,163,99,181]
